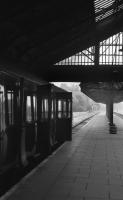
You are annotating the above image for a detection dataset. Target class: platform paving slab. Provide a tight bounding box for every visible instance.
[2,113,123,200]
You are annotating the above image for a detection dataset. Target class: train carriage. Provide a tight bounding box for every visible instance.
[51,85,72,145]
[0,70,72,172]
[36,84,72,158]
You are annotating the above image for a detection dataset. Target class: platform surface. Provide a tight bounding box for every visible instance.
[2,113,123,200]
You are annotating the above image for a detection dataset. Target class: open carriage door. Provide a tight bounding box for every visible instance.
[56,93,72,143]
[37,85,52,159]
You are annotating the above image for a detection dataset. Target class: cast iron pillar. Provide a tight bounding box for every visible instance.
[106,100,113,126]
[106,99,117,134]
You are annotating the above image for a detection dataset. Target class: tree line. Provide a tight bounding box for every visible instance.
[59,83,100,112]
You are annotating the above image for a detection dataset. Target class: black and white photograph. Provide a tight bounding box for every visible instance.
[0,1,123,199]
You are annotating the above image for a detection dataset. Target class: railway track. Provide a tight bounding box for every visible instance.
[72,112,98,134]
[114,112,123,119]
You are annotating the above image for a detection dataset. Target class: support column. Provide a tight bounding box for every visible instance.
[106,99,117,134]
[109,100,113,125]
[106,100,113,125]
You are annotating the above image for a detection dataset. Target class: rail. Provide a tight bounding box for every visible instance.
[72,111,99,128]
[114,112,123,119]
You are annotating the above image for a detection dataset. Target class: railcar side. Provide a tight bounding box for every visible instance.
[0,71,72,172]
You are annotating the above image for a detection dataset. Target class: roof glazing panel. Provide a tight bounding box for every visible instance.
[94,0,123,22]
[55,47,95,66]
[54,32,123,66]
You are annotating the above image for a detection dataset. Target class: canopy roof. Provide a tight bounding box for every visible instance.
[0,1,123,81]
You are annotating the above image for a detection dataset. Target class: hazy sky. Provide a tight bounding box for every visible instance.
[53,82,80,87]
[53,82,123,113]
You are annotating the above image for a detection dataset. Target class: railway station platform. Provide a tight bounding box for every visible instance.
[2,113,123,200]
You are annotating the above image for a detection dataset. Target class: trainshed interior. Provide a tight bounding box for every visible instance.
[0,1,123,81]
[0,1,123,125]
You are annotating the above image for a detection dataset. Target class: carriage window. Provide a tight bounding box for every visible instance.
[33,96,37,121]
[0,85,5,131]
[58,99,67,118]
[41,98,49,119]
[58,100,62,118]
[63,101,67,117]
[26,96,32,122]
[51,100,54,119]
[68,100,71,118]
[26,95,37,122]
[7,91,14,125]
